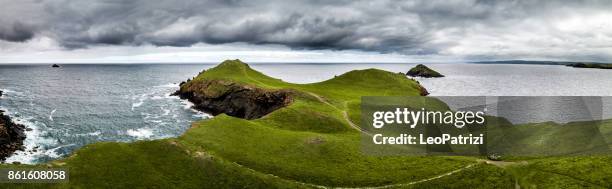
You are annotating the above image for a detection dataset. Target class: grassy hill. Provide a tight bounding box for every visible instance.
[0,60,610,188]
[175,60,476,186]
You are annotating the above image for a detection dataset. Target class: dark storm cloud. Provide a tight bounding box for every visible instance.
[1,0,612,58]
[0,22,35,42]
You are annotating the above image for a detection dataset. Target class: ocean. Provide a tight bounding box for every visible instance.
[1,63,612,163]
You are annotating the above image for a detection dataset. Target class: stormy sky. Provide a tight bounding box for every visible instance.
[1,0,612,63]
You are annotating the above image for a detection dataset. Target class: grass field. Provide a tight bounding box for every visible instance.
[0,60,610,188]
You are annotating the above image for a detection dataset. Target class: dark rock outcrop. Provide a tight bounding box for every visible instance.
[406,64,444,78]
[418,85,429,96]
[51,64,60,68]
[0,110,26,161]
[568,63,588,68]
[409,78,430,96]
[0,90,3,97]
[567,63,612,69]
[173,79,292,120]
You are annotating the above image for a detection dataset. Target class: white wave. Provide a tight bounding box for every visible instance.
[70,131,101,137]
[131,93,148,111]
[49,109,56,121]
[0,89,20,94]
[131,93,148,100]
[1,89,14,93]
[126,128,154,140]
[43,144,76,159]
[180,99,195,110]
[2,108,58,164]
[141,112,162,121]
[161,107,171,116]
[151,96,164,100]
[87,131,102,136]
[178,98,211,119]
[131,101,144,110]
[154,83,179,88]
[192,113,212,119]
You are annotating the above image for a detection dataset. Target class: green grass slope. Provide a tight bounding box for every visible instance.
[0,60,473,188]
[1,59,611,188]
[177,60,474,186]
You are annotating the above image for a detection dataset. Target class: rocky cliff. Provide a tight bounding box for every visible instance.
[0,90,26,161]
[174,79,293,120]
[0,110,26,161]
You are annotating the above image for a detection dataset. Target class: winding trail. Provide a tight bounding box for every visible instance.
[304,91,371,135]
[478,159,527,168]
[189,145,479,189]
[253,91,483,188]
[304,90,532,188]
[225,77,484,188]
[342,111,371,136]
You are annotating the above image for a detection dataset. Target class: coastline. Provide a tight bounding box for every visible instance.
[473,60,612,70]
[0,90,26,161]
[0,62,610,188]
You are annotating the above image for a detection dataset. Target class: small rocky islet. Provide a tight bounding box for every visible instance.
[406,64,444,78]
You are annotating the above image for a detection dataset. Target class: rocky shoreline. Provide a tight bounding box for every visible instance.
[417,84,429,96]
[0,90,27,161]
[173,79,293,120]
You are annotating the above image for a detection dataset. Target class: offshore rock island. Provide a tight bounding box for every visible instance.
[406,64,445,78]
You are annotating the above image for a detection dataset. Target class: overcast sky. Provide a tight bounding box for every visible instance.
[1,0,612,63]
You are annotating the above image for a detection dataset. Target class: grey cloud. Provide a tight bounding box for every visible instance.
[0,22,35,42]
[1,0,612,60]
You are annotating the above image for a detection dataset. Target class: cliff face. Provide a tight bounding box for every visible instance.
[0,110,26,161]
[417,85,429,96]
[0,90,26,161]
[174,79,293,120]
